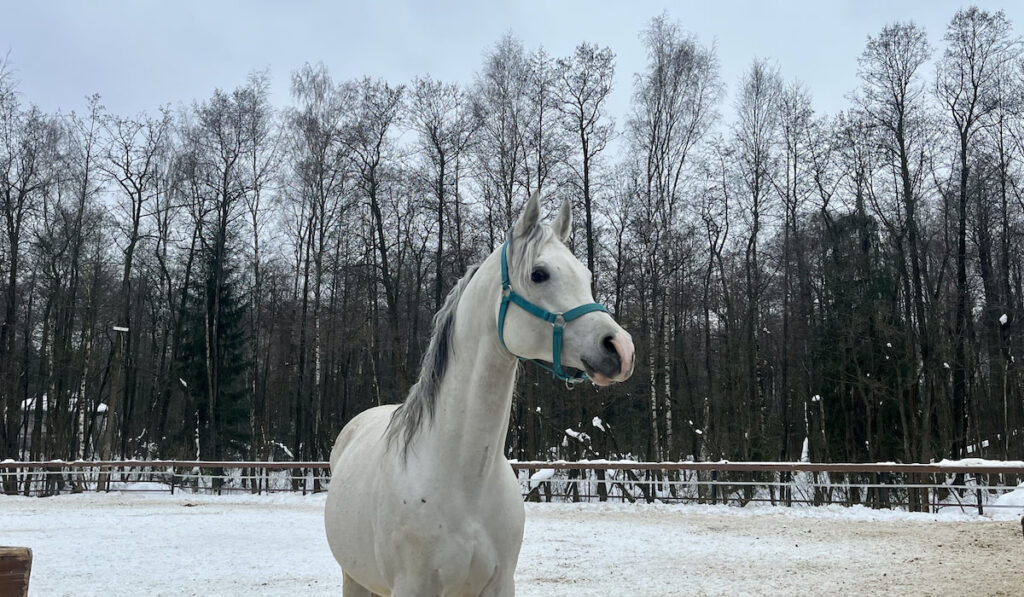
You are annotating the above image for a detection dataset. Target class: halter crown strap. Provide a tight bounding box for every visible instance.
[497,240,608,384]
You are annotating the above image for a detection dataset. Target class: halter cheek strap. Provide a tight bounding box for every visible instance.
[497,240,608,384]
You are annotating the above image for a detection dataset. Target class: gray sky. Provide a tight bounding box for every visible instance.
[2,0,1023,126]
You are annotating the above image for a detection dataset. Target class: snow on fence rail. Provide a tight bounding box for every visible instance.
[0,461,330,497]
[510,460,1024,515]
[1,459,1022,515]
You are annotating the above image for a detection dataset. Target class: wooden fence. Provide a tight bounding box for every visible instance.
[1,460,1022,515]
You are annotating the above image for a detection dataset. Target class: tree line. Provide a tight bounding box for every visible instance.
[2,7,1023,475]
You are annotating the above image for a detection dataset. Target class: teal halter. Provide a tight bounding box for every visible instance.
[497,239,608,384]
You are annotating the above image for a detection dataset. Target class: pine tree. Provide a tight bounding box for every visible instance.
[176,248,252,467]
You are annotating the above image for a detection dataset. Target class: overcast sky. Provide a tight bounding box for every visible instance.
[2,0,1023,126]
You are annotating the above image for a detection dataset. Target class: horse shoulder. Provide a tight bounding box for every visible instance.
[329,404,399,473]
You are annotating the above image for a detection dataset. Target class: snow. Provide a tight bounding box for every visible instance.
[2,492,1021,596]
[1000,313,1009,325]
[993,482,1024,515]
[564,428,590,443]
[20,394,48,412]
[590,416,605,431]
[934,457,1024,469]
[20,394,92,413]
[95,403,108,414]
[529,468,556,491]
[269,441,295,459]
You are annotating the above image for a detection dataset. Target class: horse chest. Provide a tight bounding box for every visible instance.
[375,508,493,592]
[375,471,525,593]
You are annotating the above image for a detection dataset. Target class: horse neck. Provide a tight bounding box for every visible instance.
[421,249,519,477]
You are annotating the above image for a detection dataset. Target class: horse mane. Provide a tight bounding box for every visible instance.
[385,263,479,455]
[384,220,556,457]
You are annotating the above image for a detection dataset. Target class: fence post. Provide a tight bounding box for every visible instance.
[931,472,937,514]
[975,474,984,516]
[0,547,32,597]
[711,470,718,505]
[785,471,792,507]
[880,472,890,509]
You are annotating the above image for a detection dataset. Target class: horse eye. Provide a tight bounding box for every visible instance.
[531,268,549,283]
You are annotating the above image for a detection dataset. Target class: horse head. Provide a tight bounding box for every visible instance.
[498,191,635,386]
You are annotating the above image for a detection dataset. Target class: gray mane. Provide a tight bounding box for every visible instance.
[384,221,557,456]
[386,263,479,454]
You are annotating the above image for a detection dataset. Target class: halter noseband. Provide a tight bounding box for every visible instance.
[497,239,608,385]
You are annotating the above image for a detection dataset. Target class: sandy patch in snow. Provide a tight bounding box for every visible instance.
[1,493,1020,596]
[518,505,1022,596]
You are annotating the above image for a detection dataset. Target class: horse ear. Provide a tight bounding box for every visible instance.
[513,190,541,239]
[552,196,572,242]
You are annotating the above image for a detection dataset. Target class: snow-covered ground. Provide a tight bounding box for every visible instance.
[2,491,1021,596]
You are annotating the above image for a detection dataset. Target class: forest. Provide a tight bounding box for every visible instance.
[2,7,1023,471]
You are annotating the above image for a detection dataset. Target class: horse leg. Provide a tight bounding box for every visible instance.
[342,572,377,597]
[479,570,515,597]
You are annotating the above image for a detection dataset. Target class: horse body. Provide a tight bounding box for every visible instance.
[325,193,634,596]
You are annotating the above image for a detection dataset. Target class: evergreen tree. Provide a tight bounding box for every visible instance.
[817,212,906,462]
[176,248,251,463]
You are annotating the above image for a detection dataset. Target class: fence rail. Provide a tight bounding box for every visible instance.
[2,460,1022,515]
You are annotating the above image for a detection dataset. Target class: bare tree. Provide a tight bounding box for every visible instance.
[774,80,814,463]
[936,7,1018,458]
[287,64,354,464]
[346,78,407,398]
[628,15,721,459]
[100,105,170,460]
[556,42,615,293]
[856,21,935,463]
[732,58,783,461]
[408,76,477,309]
[523,47,567,194]
[473,34,532,247]
[0,63,59,473]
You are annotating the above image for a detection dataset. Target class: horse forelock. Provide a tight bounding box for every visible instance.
[508,223,556,290]
[386,263,479,456]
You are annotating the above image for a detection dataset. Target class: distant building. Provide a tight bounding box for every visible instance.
[16,394,107,459]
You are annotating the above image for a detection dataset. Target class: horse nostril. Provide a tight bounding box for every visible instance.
[602,335,617,355]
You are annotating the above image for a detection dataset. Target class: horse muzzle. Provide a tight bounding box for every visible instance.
[583,332,635,386]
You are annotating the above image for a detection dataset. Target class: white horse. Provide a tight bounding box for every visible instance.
[324,191,635,596]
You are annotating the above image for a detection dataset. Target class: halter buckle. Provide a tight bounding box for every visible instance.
[502,286,511,299]
[553,313,566,327]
